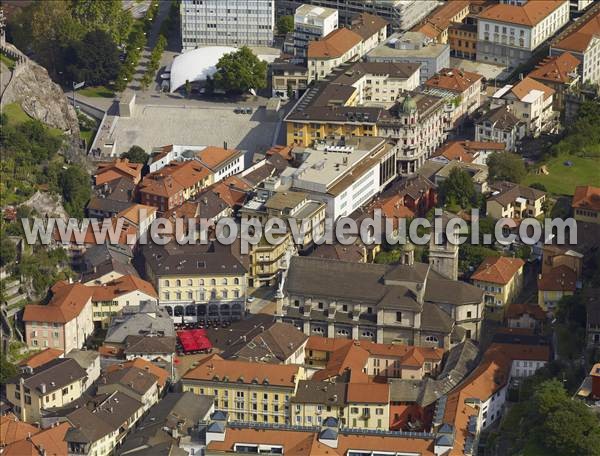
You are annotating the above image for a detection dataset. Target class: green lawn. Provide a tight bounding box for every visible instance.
[3,103,64,138]
[523,152,600,196]
[78,86,115,98]
[0,53,16,70]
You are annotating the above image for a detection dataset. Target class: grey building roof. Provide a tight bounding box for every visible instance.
[421,302,453,333]
[65,349,100,370]
[389,379,422,402]
[291,380,346,406]
[65,391,142,444]
[123,335,177,355]
[105,307,175,345]
[475,105,522,131]
[425,270,483,305]
[7,358,87,394]
[221,322,308,363]
[98,366,158,396]
[141,240,248,278]
[117,392,214,455]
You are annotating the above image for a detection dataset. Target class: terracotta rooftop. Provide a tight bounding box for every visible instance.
[479,0,568,27]
[572,185,600,212]
[425,67,483,93]
[528,52,581,84]
[552,2,600,52]
[471,256,524,285]
[413,0,470,35]
[537,264,577,292]
[510,76,555,101]
[90,274,157,301]
[1,422,70,456]
[505,303,547,320]
[18,348,63,369]
[349,12,388,40]
[0,414,38,447]
[94,159,142,185]
[347,382,389,404]
[140,160,211,198]
[117,204,157,225]
[23,281,93,323]
[183,354,301,388]
[195,146,242,171]
[308,27,363,59]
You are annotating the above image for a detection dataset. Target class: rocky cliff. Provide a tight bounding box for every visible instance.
[1,43,80,136]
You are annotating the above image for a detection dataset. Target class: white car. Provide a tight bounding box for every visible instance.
[247,296,256,303]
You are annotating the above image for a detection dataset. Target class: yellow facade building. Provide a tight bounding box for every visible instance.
[182,355,304,424]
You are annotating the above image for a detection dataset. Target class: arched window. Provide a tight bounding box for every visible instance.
[211,278,216,286]
[222,278,228,285]
[199,279,205,285]
[234,278,240,285]
[187,279,193,286]
[164,280,170,287]
[176,279,181,287]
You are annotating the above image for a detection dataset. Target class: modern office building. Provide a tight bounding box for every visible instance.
[292,4,338,58]
[276,0,439,31]
[181,0,275,50]
[367,32,451,83]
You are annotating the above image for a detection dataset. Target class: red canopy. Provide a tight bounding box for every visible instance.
[177,329,212,353]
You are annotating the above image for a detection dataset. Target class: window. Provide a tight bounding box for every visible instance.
[396,311,402,322]
[62,387,68,395]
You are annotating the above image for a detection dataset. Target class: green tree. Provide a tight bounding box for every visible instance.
[277,15,294,35]
[59,165,91,219]
[0,236,17,267]
[213,47,267,94]
[121,145,149,164]
[529,182,547,192]
[0,355,17,384]
[70,0,133,44]
[487,152,527,183]
[64,29,121,86]
[438,168,476,209]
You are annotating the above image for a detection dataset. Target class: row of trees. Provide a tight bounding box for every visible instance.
[552,100,600,158]
[141,35,167,90]
[7,0,133,86]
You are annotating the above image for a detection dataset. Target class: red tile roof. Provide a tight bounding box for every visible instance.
[183,354,300,388]
[90,274,157,301]
[105,358,169,388]
[196,146,242,171]
[347,381,389,404]
[140,161,211,198]
[479,1,568,27]
[572,185,600,211]
[308,28,363,59]
[425,68,483,93]
[505,303,547,320]
[552,3,600,52]
[537,264,577,292]
[95,159,142,185]
[2,422,70,456]
[510,76,555,101]
[0,414,38,447]
[23,282,93,324]
[528,52,581,84]
[471,256,524,285]
[18,348,63,369]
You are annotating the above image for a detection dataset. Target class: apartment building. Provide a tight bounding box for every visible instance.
[65,391,144,456]
[449,22,478,60]
[279,255,484,347]
[287,137,397,219]
[180,0,274,50]
[491,77,556,137]
[572,185,600,224]
[276,0,438,31]
[486,181,547,219]
[412,0,471,44]
[348,12,389,56]
[423,68,483,128]
[240,189,326,253]
[471,256,525,319]
[550,2,600,85]
[528,52,581,111]
[5,358,87,423]
[23,281,94,354]
[96,366,161,412]
[139,160,213,213]
[182,354,304,424]
[292,4,338,58]
[142,240,248,323]
[367,32,451,83]
[94,159,142,186]
[344,383,390,430]
[432,140,506,166]
[291,380,346,426]
[505,303,547,330]
[537,264,577,312]
[433,160,489,193]
[271,61,310,99]
[477,0,570,66]
[307,28,363,82]
[474,105,526,152]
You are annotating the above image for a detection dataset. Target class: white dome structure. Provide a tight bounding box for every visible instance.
[169,46,237,93]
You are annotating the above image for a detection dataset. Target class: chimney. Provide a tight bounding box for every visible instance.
[223,141,228,150]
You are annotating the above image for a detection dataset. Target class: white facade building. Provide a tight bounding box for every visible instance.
[293,4,338,58]
[477,0,570,66]
[181,0,274,50]
[288,137,397,219]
